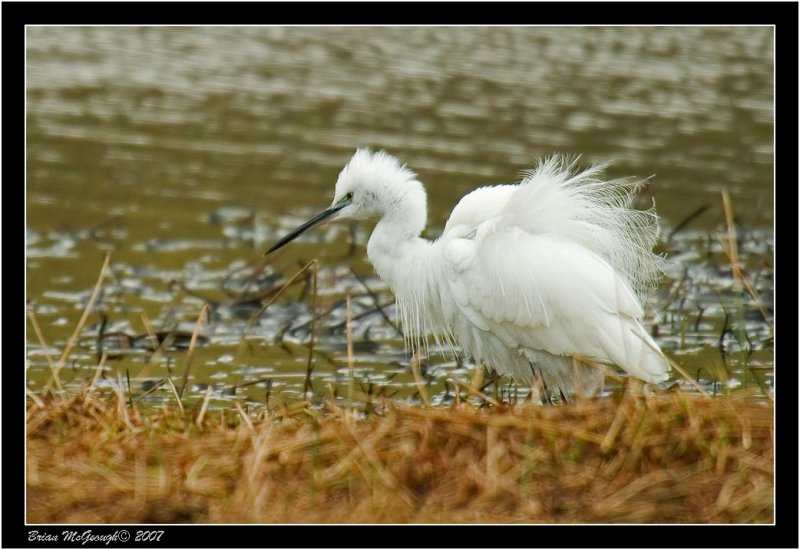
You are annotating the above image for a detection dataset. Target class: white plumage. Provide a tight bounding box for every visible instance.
[267,148,670,398]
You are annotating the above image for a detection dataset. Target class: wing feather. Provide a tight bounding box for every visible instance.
[436,156,668,384]
[443,226,668,382]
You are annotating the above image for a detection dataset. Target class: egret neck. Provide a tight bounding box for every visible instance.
[365,174,446,352]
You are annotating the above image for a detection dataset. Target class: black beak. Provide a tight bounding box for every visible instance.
[264,200,349,255]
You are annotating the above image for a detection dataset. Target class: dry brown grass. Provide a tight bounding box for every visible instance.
[26,386,773,524]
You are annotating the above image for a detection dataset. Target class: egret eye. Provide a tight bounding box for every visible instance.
[344,192,354,202]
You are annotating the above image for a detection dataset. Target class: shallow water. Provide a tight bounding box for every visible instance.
[26,26,774,409]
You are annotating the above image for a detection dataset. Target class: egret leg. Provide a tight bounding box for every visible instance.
[529,363,553,406]
[479,367,499,394]
[540,377,553,406]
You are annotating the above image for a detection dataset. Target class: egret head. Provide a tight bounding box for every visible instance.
[265,148,426,255]
[331,148,421,220]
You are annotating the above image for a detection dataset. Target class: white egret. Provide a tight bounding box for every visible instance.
[266,149,670,399]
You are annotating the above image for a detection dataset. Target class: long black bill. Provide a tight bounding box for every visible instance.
[264,200,349,256]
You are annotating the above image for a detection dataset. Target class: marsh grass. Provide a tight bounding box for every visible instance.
[26,382,773,524]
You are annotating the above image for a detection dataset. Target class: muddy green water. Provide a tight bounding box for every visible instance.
[26,26,774,409]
